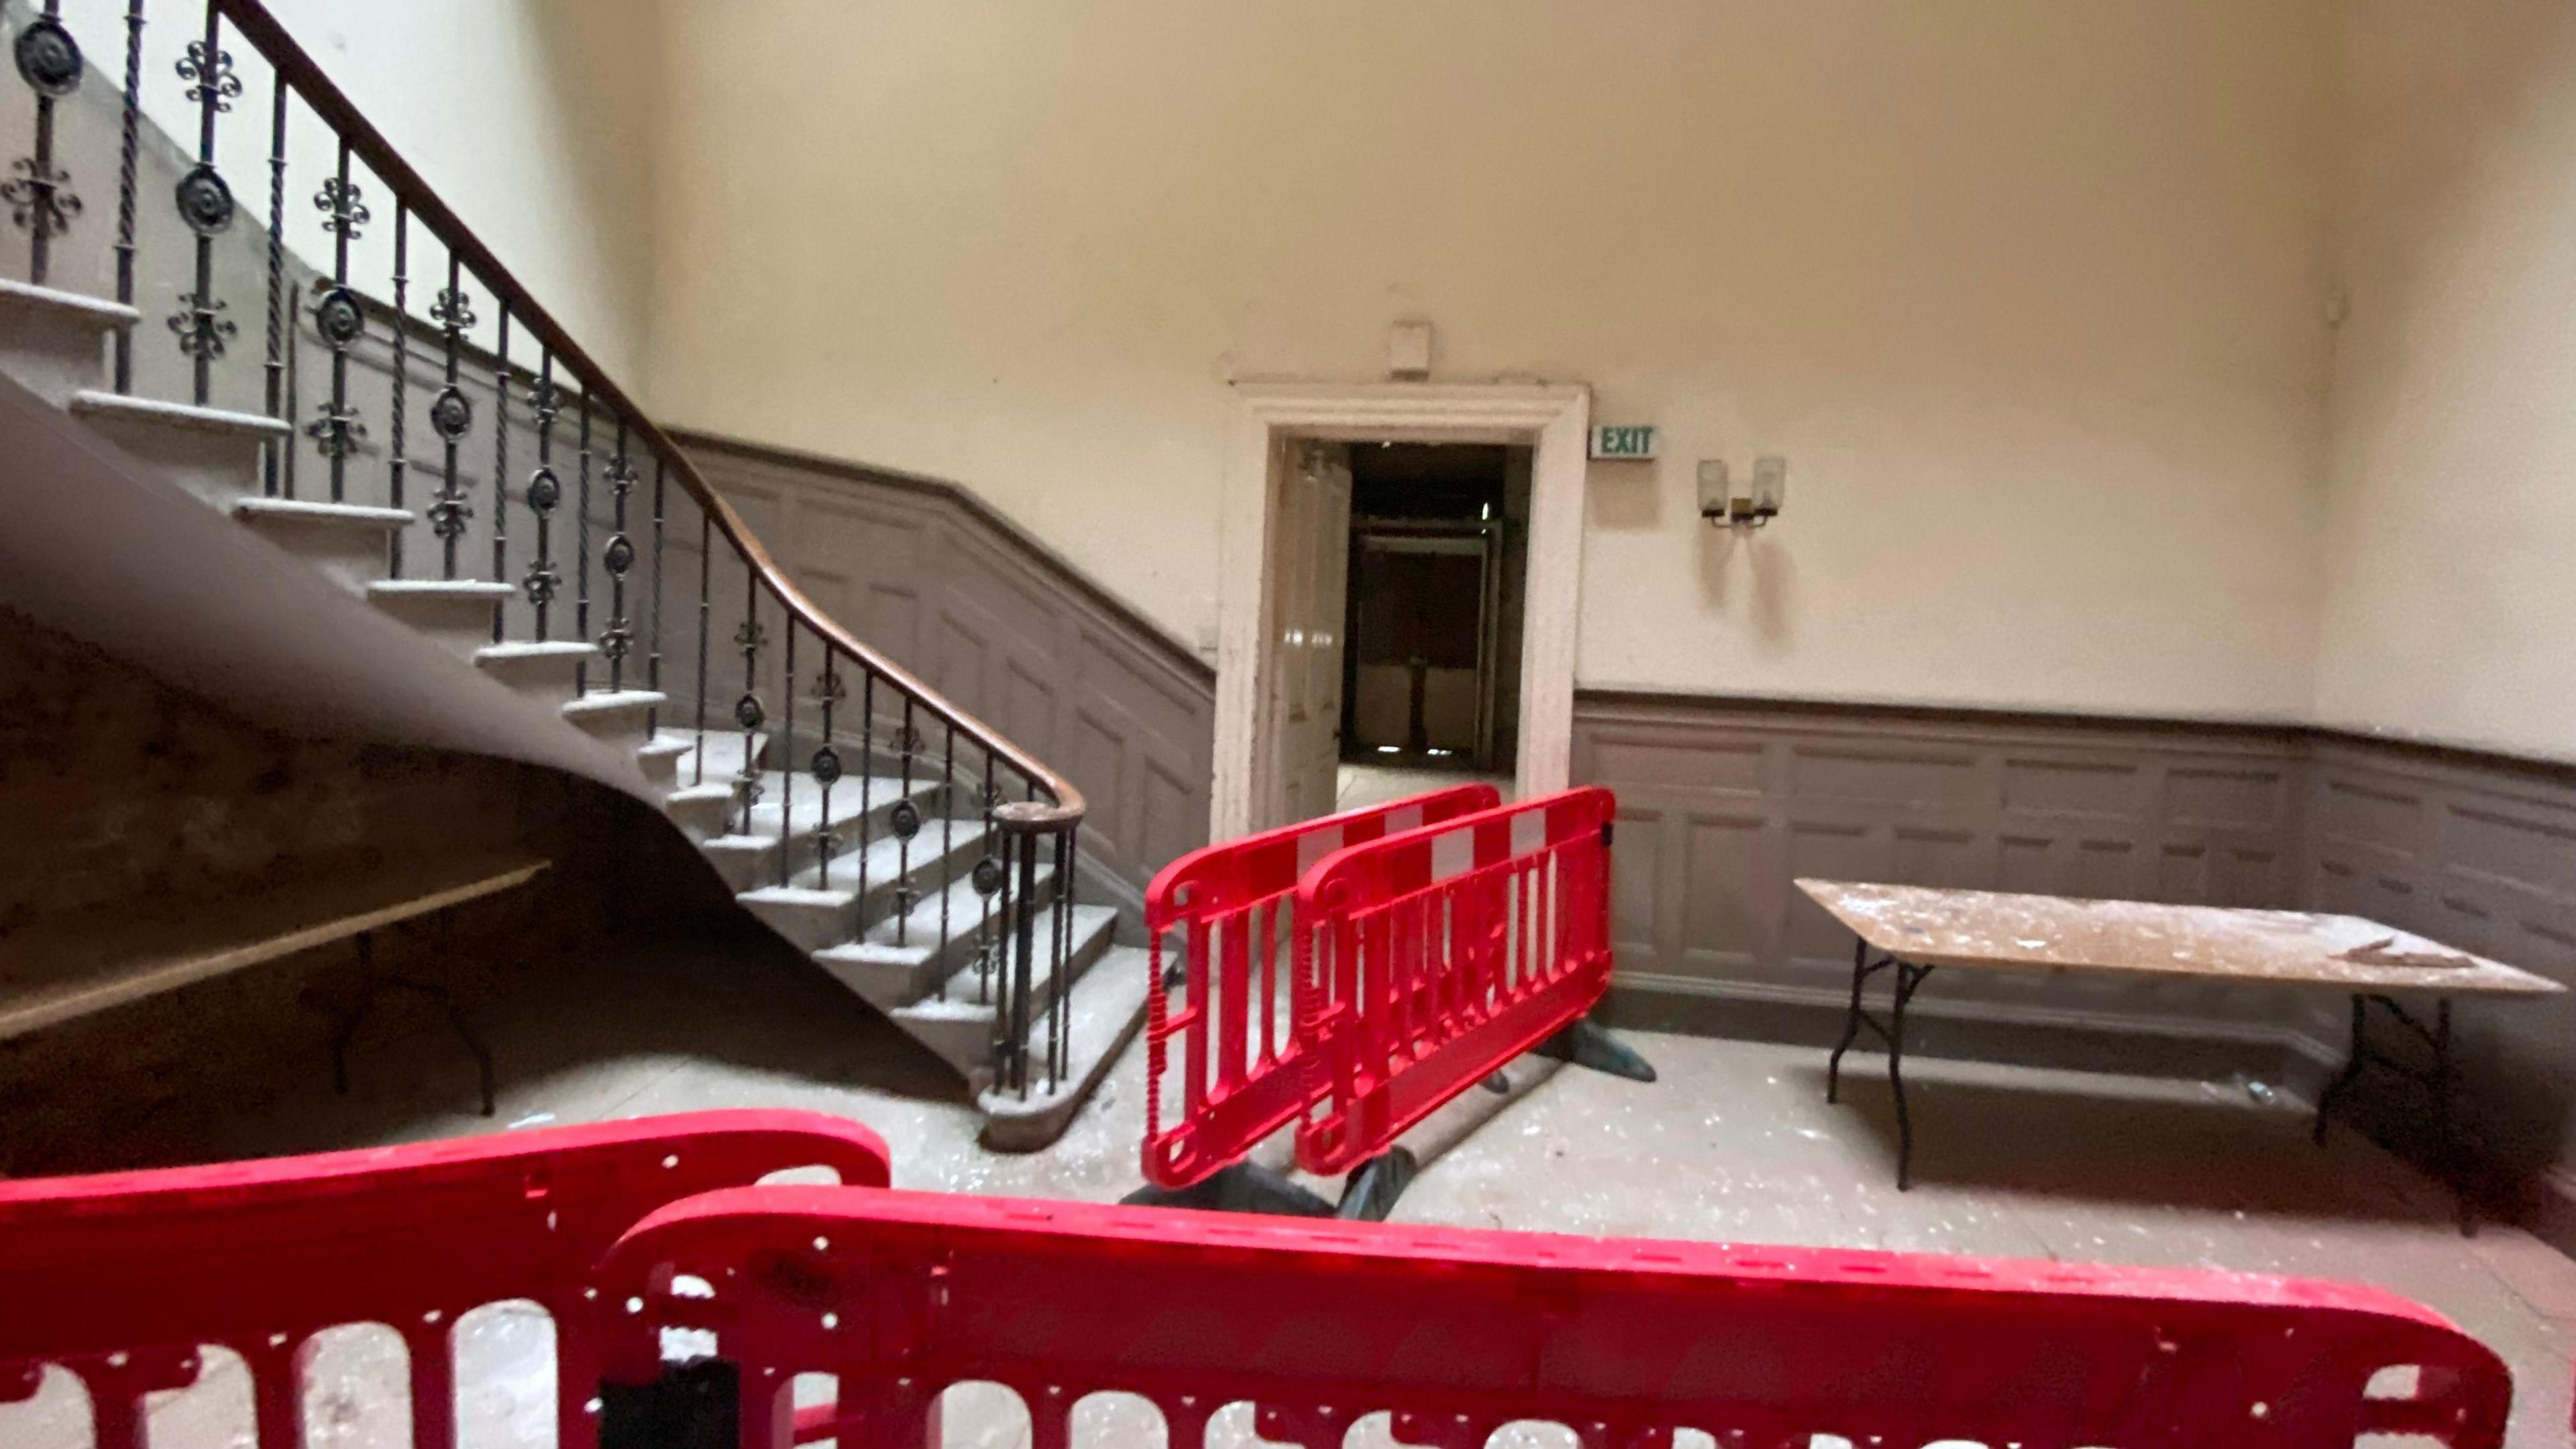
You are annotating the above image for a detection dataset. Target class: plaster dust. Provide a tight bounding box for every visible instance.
[1800,877,2566,997]
[5,929,2573,1448]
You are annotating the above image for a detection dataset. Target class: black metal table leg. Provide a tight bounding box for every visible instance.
[329,915,498,1117]
[1825,935,1936,1190]
[1827,937,1869,1104]
[1887,962,1933,1191]
[2312,991,2471,1234]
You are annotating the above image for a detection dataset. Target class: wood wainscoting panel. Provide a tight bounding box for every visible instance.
[1573,692,2314,1052]
[680,433,1216,898]
[2302,738,2576,1192]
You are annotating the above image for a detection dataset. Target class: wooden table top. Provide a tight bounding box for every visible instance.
[0,850,551,1041]
[1796,879,2564,998]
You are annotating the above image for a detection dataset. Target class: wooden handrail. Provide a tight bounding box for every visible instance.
[209,0,1083,830]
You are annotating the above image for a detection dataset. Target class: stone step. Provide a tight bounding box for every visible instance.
[665,782,737,843]
[635,734,694,786]
[696,774,944,893]
[231,497,412,595]
[74,391,292,514]
[889,902,1119,1076]
[560,689,666,750]
[977,946,1153,1150]
[367,579,513,657]
[0,280,136,406]
[734,816,992,953]
[474,640,596,704]
[810,859,1057,1009]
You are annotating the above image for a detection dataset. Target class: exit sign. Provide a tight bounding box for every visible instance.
[1590,425,1658,460]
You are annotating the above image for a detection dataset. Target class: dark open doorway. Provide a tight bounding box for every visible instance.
[1340,443,1531,775]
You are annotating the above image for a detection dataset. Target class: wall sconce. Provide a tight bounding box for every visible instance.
[1697,455,1789,529]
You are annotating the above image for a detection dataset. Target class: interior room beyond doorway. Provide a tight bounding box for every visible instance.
[1342,442,1530,779]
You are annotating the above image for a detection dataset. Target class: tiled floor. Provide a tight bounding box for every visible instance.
[1334,761,1513,813]
[15,928,2576,1446]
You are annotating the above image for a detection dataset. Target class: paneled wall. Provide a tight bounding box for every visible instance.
[1573,692,2318,1055]
[1574,689,2576,1232]
[678,435,1216,900]
[2301,739,2576,1195]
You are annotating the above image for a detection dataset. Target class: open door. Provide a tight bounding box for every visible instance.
[1264,440,1352,826]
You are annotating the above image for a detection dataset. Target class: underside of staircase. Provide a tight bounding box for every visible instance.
[0,280,1144,1152]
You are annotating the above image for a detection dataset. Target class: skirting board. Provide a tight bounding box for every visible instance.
[1601,970,2344,1097]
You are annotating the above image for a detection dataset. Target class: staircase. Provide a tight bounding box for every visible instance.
[0,0,1145,1148]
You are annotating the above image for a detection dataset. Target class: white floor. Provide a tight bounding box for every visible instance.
[1334,761,1513,813]
[9,929,2576,1447]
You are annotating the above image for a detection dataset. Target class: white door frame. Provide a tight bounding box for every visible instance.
[1213,380,1591,841]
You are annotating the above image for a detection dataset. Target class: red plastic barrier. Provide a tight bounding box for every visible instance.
[0,1110,887,1449]
[1295,786,1616,1175]
[1142,783,1502,1188]
[593,1185,2512,1449]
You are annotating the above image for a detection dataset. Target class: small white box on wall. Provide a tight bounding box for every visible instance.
[1388,321,1433,379]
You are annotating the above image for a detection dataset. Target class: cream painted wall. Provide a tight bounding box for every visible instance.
[646,0,2339,720]
[2314,0,2576,761]
[54,0,659,387]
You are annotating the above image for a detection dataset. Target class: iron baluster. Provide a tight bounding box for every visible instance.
[601,417,635,692]
[427,256,476,578]
[307,141,370,502]
[733,558,765,836]
[811,659,845,888]
[936,722,956,988]
[855,672,874,920]
[777,619,796,888]
[894,698,917,951]
[692,508,709,784]
[647,457,666,732]
[170,4,239,406]
[111,0,142,393]
[8,1,82,287]
[1011,823,1038,1099]
[1053,827,1075,1089]
[975,750,998,1006]
[258,54,281,492]
[574,398,592,694]
[385,203,407,575]
[488,311,510,642]
[523,356,561,636]
[280,291,296,493]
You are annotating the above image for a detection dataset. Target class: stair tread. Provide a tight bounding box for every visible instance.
[234,497,412,526]
[672,731,763,781]
[477,640,598,663]
[866,859,1058,957]
[976,946,1153,1127]
[782,815,991,896]
[734,818,993,936]
[637,737,694,760]
[911,902,1118,1016]
[561,689,667,716]
[700,774,933,853]
[0,277,140,327]
[76,390,292,437]
[667,782,735,804]
[722,773,947,846]
[371,580,515,600]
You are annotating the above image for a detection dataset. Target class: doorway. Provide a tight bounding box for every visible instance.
[1258,437,1532,830]
[1216,382,1589,841]
[1339,443,1527,816]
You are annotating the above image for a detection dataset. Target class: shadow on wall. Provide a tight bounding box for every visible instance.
[0,607,755,1175]
[1697,525,1796,651]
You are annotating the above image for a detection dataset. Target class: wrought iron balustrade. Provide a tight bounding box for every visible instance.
[0,0,1086,1100]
